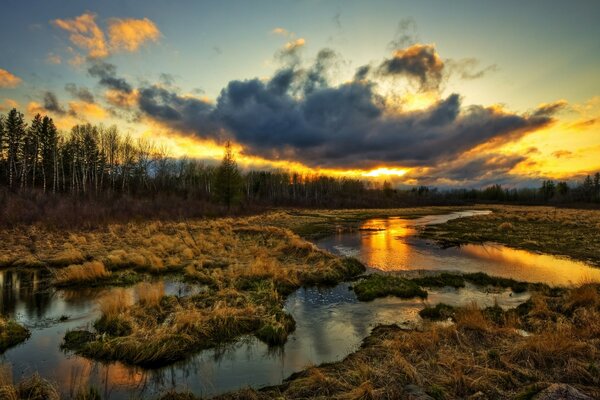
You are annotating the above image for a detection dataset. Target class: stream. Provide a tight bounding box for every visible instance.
[2,210,599,398]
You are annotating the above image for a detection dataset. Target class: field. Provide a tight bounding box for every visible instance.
[1,205,599,399]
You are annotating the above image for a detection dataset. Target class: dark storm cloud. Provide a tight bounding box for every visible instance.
[388,17,419,50]
[65,83,95,103]
[43,91,66,115]
[96,42,560,174]
[137,85,215,132]
[442,154,527,181]
[88,61,133,93]
[446,58,498,80]
[134,67,553,169]
[303,48,337,94]
[378,44,444,90]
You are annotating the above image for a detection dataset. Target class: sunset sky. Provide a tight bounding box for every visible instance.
[1,0,599,187]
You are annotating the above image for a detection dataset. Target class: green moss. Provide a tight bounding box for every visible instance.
[419,303,456,320]
[463,272,529,293]
[0,319,30,352]
[256,313,296,346]
[353,274,427,301]
[411,273,466,289]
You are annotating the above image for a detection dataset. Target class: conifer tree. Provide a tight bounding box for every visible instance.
[214,141,242,209]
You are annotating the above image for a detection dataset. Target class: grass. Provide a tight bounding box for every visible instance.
[412,272,540,293]
[420,205,600,266]
[0,317,30,353]
[54,261,111,286]
[205,282,600,400]
[58,223,366,367]
[419,303,456,320]
[353,274,427,301]
[0,366,59,400]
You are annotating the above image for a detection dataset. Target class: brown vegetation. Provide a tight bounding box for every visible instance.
[209,284,600,400]
[422,205,600,266]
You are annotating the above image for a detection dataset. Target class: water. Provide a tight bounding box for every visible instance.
[1,210,598,397]
[317,211,600,286]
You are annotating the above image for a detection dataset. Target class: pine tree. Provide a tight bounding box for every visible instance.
[214,141,242,210]
[39,116,58,193]
[5,108,26,188]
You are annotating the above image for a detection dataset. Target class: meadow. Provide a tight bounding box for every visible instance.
[0,205,599,399]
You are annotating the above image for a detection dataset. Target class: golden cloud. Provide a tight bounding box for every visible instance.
[53,12,108,58]
[0,69,22,88]
[68,101,107,119]
[0,98,19,111]
[53,13,160,60]
[46,53,62,64]
[272,27,290,36]
[285,38,306,50]
[105,89,139,108]
[108,17,160,52]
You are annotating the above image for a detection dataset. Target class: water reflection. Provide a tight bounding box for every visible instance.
[0,268,529,398]
[3,210,596,398]
[317,211,600,286]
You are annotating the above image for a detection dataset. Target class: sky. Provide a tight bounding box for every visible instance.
[1,0,599,187]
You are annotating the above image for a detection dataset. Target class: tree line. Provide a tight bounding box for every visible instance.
[1,107,599,217]
[0,108,385,209]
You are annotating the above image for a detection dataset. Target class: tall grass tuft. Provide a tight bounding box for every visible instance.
[55,261,110,286]
[136,282,165,308]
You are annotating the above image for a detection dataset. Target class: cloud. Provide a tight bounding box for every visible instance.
[0,69,22,88]
[107,17,160,52]
[133,72,554,170]
[532,100,568,117]
[284,38,306,53]
[89,40,559,175]
[552,150,573,159]
[88,61,133,93]
[378,44,444,91]
[271,27,290,36]
[0,98,19,111]
[43,91,67,115]
[68,101,107,119]
[53,13,160,60]
[46,53,62,64]
[446,58,498,80]
[65,83,95,103]
[388,18,419,50]
[570,118,598,130]
[53,12,108,58]
[105,88,139,109]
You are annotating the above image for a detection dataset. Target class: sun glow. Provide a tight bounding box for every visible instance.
[362,167,409,177]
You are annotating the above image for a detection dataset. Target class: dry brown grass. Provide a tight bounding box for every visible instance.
[213,283,600,400]
[98,288,132,319]
[455,302,491,333]
[54,261,110,285]
[136,282,165,308]
[0,365,59,400]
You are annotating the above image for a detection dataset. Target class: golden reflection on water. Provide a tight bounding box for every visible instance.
[357,217,600,286]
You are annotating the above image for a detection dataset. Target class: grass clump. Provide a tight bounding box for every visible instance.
[0,317,30,352]
[255,312,296,346]
[419,303,456,320]
[463,272,529,293]
[0,366,59,400]
[353,274,427,301]
[54,261,111,286]
[412,273,466,289]
[213,283,600,400]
